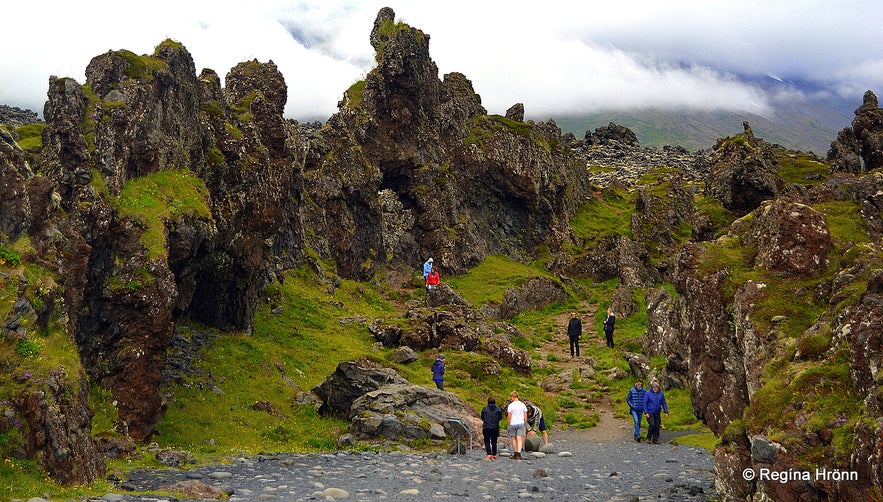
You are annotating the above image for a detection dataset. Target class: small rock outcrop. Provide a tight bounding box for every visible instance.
[584,122,640,148]
[313,360,480,443]
[827,90,883,174]
[496,277,568,320]
[705,122,786,216]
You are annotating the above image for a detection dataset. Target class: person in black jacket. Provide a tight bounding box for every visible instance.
[603,307,616,348]
[480,396,504,459]
[566,312,582,357]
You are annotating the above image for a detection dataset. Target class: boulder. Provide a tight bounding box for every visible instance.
[312,359,409,417]
[390,346,419,364]
[742,200,831,277]
[13,368,105,485]
[348,383,480,442]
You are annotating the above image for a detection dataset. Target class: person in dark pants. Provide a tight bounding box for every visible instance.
[603,307,616,348]
[480,396,504,459]
[643,381,669,444]
[566,312,582,357]
[431,353,445,390]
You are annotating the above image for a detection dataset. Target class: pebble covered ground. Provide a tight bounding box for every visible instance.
[42,416,716,502]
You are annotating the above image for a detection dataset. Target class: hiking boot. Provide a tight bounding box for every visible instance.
[634,437,641,443]
[652,439,660,444]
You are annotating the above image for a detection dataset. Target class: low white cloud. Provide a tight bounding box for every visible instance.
[1,0,880,121]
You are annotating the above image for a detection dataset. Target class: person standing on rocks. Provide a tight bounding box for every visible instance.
[506,391,528,460]
[481,396,504,459]
[603,307,616,348]
[566,312,582,357]
[626,379,646,442]
[431,353,446,390]
[423,257,434,280]
[643,381,669,444]
[426,267,440,290]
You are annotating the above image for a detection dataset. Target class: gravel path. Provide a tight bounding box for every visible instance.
[84,410,716,502]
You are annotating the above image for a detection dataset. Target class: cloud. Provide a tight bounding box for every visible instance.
[1,0,880,122]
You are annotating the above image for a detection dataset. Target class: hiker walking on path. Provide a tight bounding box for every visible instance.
[423,257,433,280]
[526,402,549,445]
[507,391,528,460]
[431,353,445,390]
[566,312,582,357]
[626,379,646,442]
[603,307,616,348]
[481,396,504,459]
[643,381,669,444]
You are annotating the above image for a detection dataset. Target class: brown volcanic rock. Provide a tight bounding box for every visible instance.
[15,369,105,485]
[672,242,750,436]
[828,90,883,174]
[742,199,831,277]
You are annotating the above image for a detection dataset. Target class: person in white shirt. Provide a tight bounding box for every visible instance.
[506,390,528,460]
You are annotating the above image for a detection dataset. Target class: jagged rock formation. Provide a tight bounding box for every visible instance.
[298,8,588,280]
[705,122,786,216]
[2,38,300,483]
[828,90,883,174]
[645,164,883,499]
[569,127,711,189]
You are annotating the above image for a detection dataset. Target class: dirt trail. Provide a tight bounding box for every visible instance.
[530,301,635,443]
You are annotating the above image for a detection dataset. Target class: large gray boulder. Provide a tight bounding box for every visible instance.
[349,384,479,442]
[312,359,409,416]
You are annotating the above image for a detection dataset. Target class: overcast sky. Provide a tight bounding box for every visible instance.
[2,0,881,121]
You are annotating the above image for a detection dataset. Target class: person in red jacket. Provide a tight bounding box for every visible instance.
[426,267,440,289]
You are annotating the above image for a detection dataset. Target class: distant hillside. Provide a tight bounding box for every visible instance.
[553,80,858,153]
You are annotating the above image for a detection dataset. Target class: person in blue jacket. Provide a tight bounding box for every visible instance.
[423,257,434,280]
[431,353,445,390]
[626,380,646,442]
[642,381,669,444]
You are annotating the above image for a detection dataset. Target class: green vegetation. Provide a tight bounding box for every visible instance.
[114,169,213,259]
[776,150,829,186]
[118,49,168,81]
[344,79,366,110]
[445,255,552,306]
[462,115,551,151]
[569,186,634,245]
[13,123,44,153]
